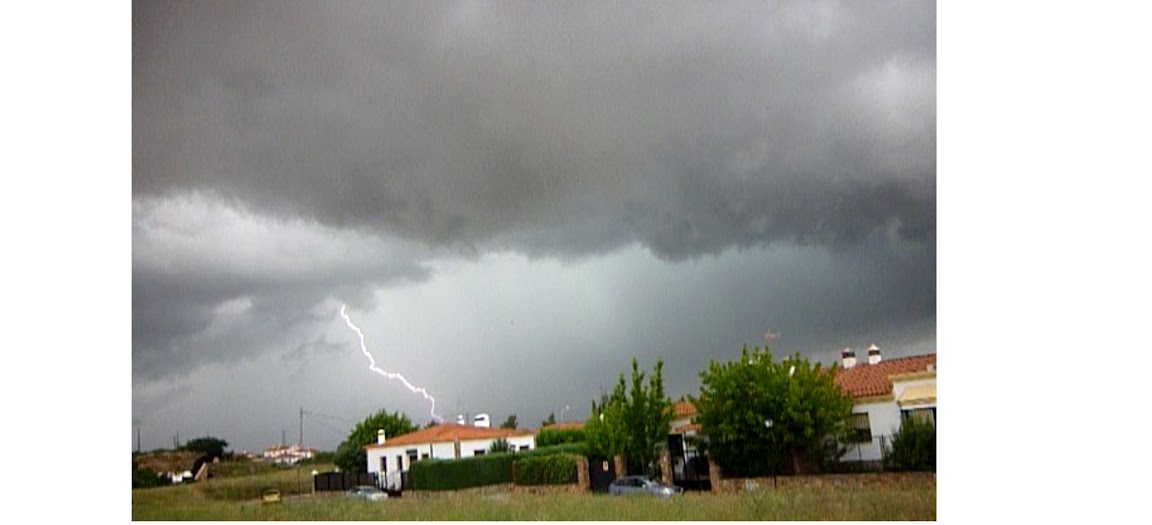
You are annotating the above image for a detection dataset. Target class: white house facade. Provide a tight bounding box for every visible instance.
[365,423,536,490]
[834,347,936,464]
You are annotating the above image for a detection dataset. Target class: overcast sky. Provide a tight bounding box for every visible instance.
[132,0,935,453]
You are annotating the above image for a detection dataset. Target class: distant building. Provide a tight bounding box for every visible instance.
[262,444,316,465]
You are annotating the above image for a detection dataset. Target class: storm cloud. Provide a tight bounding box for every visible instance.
[133,0,934,451]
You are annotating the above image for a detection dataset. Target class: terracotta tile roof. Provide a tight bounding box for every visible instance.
[673,400,697,418]
[833,354,936,398]
[672,422,700,434]
[540,421,585,432]
[365,424,533,449]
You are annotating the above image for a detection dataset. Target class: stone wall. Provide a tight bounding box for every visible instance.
[710,471,935,493]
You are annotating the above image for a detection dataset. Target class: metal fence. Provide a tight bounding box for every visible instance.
[312,471,378,492]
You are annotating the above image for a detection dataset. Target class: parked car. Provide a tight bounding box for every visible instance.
[608,476,683,497]
[346,485,388,502]
[261,488,281,504]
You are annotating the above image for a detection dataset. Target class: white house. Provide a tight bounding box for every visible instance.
[365,423,536,490]
[834,346,936,464]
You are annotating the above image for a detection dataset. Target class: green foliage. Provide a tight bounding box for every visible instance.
[514,453,579,485]
[536,427,586,447]
[584,357,672,474]
[541,412,557,427]
[499,414,519,429]
[885,416,936,471]
[488,437,512,454]
[694,345,854,476]
[180,436,228,458]
[333,409,417,473]
[409,452,517,491]
[527,442,588,457]
[132,462,171,489]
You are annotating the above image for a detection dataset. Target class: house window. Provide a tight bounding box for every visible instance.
[519,445,530,451]
[406,449,418,464]
[902,407,935,427]
[474,449,486,456]
[420,453,429,460]
[847,412,872,443]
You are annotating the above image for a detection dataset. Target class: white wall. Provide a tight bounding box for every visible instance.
[842,376,936,463]
[366,434,537,480]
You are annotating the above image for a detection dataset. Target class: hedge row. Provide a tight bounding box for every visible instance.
[409,452,516,491]
[536,427,587,447]
[513,453,579,485]
[408,444,588,491]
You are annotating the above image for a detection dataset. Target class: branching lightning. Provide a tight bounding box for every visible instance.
[339,304,444,423]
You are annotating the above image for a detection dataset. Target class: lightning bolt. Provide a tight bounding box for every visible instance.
[339,304,444,423]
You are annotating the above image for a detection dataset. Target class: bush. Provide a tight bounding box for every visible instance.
[884,417,935,471]
[409,453,517,491]
[536,427,586,447]
[132,464,171,489]
[522,442,587,458]
[513,453,579,485]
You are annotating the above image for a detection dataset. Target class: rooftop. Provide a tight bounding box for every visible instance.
[833,353,936,398]
[365,424,534,449]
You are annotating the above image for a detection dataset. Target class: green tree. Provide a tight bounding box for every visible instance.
[180,436,228,458]
[541,413,556,427]
[499,414,519,429]
[487,437,512,454]
[885,416,935,471]
[694,345,853,476]
[333,409,418,473]
[584,357,672,475]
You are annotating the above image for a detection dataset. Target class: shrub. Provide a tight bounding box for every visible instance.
[409,452,517,491]
[514,453,579,485]
[884,417,935,471]
[536,427,586,447]
[132,465,171,489]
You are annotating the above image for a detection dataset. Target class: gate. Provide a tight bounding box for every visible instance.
[587,456,616,493]
[312,471,377,492]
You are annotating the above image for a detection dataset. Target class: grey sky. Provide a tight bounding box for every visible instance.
[133,0,934,453]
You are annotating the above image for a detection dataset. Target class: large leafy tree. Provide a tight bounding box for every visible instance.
[499,414,519,429]
[334,409,417,473]
[585,357,672,475]
[694,345,853,476]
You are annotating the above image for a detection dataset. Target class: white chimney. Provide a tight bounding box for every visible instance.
[456,414,466,425]
[473,413,491,428]
[841,347,856,369]
[376,429,386,445]
[867,344,881,365]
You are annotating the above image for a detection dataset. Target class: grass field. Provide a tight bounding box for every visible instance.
[131,463,936,521]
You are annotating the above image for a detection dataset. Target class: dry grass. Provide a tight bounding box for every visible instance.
[132,462,935,521]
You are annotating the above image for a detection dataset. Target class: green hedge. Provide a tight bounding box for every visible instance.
[409,452,517,491]
[536,427,586,447]
[522,442,587,457]
[513,453,579,485]
[407,444,589,491]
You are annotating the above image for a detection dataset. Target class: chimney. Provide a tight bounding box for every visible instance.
[841,347,857,369]
[456,414,466,425]
[867,344,881,365]
[376,429,386,445]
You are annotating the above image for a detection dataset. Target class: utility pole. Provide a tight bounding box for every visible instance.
[299,407,304,448]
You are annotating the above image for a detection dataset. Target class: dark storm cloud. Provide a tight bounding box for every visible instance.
[132,1,935,449]
[131,194,437,381]
[134,0,934,260]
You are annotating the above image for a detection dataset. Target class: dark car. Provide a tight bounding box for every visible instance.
[608,475,683,497]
